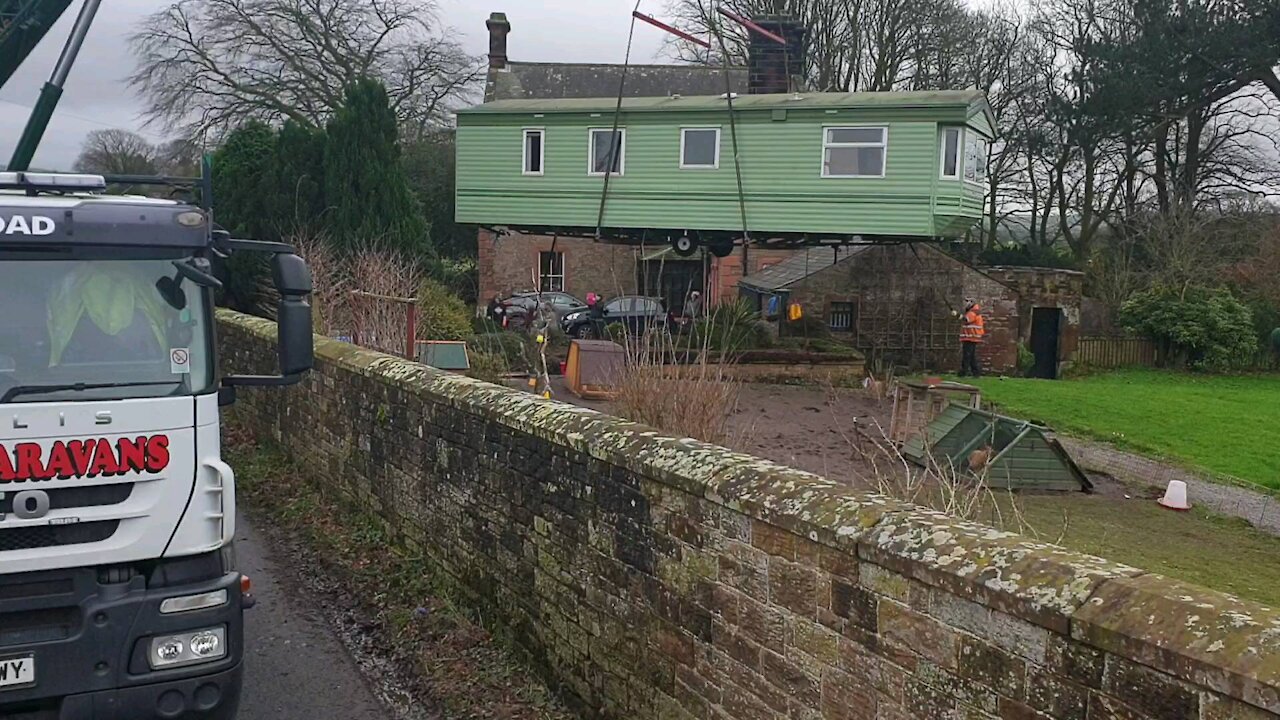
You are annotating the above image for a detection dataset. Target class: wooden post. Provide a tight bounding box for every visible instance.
[352,293,363,347]
[405,303,418,360]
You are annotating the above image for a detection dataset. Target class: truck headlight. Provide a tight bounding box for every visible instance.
[149,626,226,669]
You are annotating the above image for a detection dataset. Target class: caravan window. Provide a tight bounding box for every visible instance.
[940,128,962,179]
[680,128,720,169]
[822,127,887,178]
[589,128,625,176]
[523,129,544,175]
[964,132,988,184]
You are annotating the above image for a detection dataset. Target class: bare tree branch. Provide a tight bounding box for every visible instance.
[128,0,482,139]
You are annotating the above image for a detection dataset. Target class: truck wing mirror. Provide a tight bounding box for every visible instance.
[274,253,314,376]
[221,249,315,403]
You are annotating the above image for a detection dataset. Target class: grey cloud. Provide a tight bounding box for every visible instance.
[2,0,667,170]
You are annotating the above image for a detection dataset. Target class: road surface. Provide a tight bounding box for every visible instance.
[234,512,393,720]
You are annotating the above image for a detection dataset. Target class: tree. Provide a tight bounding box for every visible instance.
[73,130,159,176]
[402,131,471,259]
[155,137,204,177]
[211,122,277,311]
[664,0,980,92]
[211,121,276,241]
[129,0,480,138]
[262,121,327,239]
[323,78,428,253]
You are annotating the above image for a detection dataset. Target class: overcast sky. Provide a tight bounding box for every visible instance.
[0,1,669,170]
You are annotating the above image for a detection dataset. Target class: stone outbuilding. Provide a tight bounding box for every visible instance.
[738,244,1083,377]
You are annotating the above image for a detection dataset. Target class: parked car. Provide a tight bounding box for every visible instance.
[495,291,585,330]
[560,295,673,339]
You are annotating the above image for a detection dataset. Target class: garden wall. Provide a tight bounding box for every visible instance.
[219,309,1280,720]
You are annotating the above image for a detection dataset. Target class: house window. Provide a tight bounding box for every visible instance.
[680,128,720,169]
[964,132,988,184]
[828,301,855,331]
[940,127,961,179]
[539,251,564,292]
[822,127,887,178]
[589,128,625,175]
[523,129,544,175]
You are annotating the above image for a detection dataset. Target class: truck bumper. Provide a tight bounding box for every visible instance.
[0,560,244,720]
[48,662,241,720]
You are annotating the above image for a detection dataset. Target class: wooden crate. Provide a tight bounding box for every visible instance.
[888,380,981,446]
[566,340,624,400]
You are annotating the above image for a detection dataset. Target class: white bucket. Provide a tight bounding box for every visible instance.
[1158,480,1191,511]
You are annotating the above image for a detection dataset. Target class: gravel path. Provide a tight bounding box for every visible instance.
[1059,437,1280,537]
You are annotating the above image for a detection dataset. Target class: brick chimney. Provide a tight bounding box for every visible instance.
[747,15,808,94]
[486,12,511,70]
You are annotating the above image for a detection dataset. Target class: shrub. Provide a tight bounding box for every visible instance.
[979,243,1080,270]
[467,350,509,384]
[692,298,762,354]
[781,312,832,339]
[604,322,627,341]
[1016,342,1035,375]
[1119,286,1257,371]
[347,246,422,354]
[468,332,530,371]
[416,277,471,341]
[613,337,741,445]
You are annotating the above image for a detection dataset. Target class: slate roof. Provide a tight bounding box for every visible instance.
[738,245,874,292]
[467,89,988,114]
[485,61,747,102]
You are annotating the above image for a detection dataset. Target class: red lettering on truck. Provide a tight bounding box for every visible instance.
[0,435,171,483]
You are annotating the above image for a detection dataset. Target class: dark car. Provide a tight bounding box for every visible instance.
[560,295,672,339]
[495,291,585,330]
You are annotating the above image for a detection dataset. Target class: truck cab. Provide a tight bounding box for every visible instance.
[0,171,313,719]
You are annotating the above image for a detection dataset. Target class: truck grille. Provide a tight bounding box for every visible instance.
[0,483,133,514]
[0,521,119,552]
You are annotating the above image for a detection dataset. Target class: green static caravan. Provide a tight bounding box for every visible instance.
[455,90,995,254]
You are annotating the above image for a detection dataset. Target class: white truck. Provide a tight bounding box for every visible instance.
[0,171,314,719]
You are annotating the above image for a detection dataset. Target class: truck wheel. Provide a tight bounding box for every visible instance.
[672,235,698,257]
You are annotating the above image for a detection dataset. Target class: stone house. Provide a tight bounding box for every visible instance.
[738,243,1083,376]
[475,12,805,313]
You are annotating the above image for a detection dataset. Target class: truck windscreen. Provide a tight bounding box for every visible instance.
[0,257,214,403]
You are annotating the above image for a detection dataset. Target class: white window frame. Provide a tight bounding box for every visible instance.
[939,127,962,180]
[820,125,888,179]
[522,128,545,176]
[679,127,721,170]
[538,250,565,292]
[588,128,626,177]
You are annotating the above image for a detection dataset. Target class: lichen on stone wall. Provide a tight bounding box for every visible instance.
[217,309,1280,719]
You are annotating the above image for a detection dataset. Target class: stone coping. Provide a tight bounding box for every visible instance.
[219,309,1280,713]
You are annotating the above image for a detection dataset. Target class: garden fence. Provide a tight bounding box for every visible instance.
[1076,335,1158,368]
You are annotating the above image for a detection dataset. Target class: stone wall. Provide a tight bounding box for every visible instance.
[783,245,1020,373]
[478,229,640,304]
[477,228,801,310]
[220,309,1280,720]
[984,267,1085,373]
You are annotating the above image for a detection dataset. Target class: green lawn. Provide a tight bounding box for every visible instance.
[967,370,1280,489]
[981,495,1280,607]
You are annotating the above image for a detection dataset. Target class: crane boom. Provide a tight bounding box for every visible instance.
[0,0,73,89]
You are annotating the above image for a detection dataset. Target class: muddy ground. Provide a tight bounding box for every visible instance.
[530,377,1132,499]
